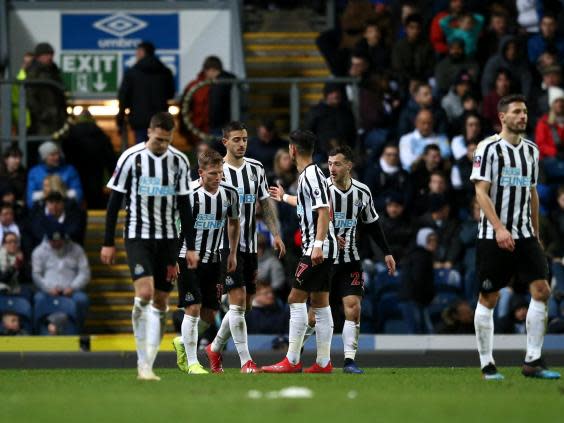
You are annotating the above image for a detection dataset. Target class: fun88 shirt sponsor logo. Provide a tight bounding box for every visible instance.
[333,212,357,229]
[137,176,176,196]
[500,167,531,187]
[237,187,256,204]
[194,214,225,230]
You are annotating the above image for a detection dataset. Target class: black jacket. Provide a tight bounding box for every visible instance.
[305,101,356,151]
[209,70,236,130]
[118,55,174,130]
[400,247,435,306]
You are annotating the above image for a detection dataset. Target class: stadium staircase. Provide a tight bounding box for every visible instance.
[84,211,176,334]
[243,7,330,133]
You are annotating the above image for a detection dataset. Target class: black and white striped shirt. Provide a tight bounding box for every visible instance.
[470,134,539,240]
[179,180,239,263]
[107,143,191,240]
[222,158,269,253]
[329,177,379,263]
[296,164,337,258]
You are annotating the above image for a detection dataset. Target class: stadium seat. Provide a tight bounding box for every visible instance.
[0,296,33,333]
[33,294,78,335]
[376,291,404,333]
[434,269,462,293]
[428,292,460,325]
[383,319,410,334]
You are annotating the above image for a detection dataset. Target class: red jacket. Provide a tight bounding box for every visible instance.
[535,114,564,159]
[180,71,210,143]
[430,11,449,55]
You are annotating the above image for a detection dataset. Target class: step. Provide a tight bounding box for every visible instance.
[88,210,126,218]
[247,68,330,78]
[244,32,318,40]
[87,250,127,261]
[245,44,319,54]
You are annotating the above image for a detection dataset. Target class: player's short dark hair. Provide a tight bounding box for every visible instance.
[149,112,175,131]
[203,56,223,71]
[328,145,354,162]
[497,94,527,113]
[288,129,316,155]
[137,41,155,56]
[222,121,247,138]
[423,144,441,155]
[198,149,223,169]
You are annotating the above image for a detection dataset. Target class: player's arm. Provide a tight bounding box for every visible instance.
[474,180,514,251]
[177,194,199,269]
[259,198,286,258]
[366,221,396,275]
[312,206,329,266]
[269,183,297,207]
[227,217,240,273]
[530,186,540,241]
[101,189,124,265]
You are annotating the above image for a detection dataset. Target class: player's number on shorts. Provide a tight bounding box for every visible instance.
[351,272,362,286]
[296,262,309,278]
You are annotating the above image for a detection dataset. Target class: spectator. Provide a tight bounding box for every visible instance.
[305,82,356,162]
[437,299,475,334]
[407,144,447,212]
[481,35,532,97]
[59,111,117,209]
[378,193,413,264]
[26,141,83,207]
[535,87,564,179]
[363,143,409,212]
[399,109,451,170]
[0,190,26,225]
[441,71,474,123]
[206,56,236,135]
[391,14,435,93]
[11,51,33,133]
[415,194,460,269]
[0,232,24,295]
[530,65,562,122]
[527,13,564,65]
[429,0,465,56]
[496,294,528,334]
[179,57,212,144]
[0,312,26,336]
[397,82,448,137]
[399,227,437,334]
[516,0,541,34]
[458,198,480,301]
[476,9,512,67]
[451,139,478,212]
[411,170,452,217]
[247,120,288,177]
[246,281,289,335]
[482,68,512,133]
[26,190,84,251]
[434,39,480,95]
[440,12,484,57]
[117,41,174,143]
[32,222,90,332]
[354,19,390,71]
[26,42,66,136]
[451,112,483,160]
[0,204,20,243]
[0,144,27,205]
[257,234,287,297]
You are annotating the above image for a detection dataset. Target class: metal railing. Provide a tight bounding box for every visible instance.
[0,79,68,160]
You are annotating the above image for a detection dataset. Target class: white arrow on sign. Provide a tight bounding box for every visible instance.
[93,73,107,92]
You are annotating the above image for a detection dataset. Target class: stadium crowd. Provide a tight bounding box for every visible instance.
[2,0,564,338]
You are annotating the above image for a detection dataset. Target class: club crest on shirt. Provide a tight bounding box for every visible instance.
[473,155,482,168]
[249,174,258,182]
[313,188,321,197]
[184,292,195,302]
[354,199,364,208]
[225,276,234,286]
[481,279,493,290]
[134,264,144,276]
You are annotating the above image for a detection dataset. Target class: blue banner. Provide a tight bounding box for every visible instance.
[61,13,179,50]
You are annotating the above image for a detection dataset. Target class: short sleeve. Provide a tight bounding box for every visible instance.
[360,190,379,224]
[308,168,330,210]
[257,167,269,201]
[470,141,494,183]
[107,153,133,193]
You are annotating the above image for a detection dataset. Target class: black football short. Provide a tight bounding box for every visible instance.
[293,256,335,293]
[177,259,222,310]
[220,249,258,295]
[124,238,179,292]
[332,261,364,298]
[476,237,548,294]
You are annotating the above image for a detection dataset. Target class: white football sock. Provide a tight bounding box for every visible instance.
[211,310,231,353]
[302,324,316,348]
[131,297,149,367]
[474,302,495,369]
[343,320,360,360]
[286,302,307,365]
[145,305,166,370]
[228,305,252,366]
[525,299,547,363]
[313,306,333,367]
[182,314,200,366]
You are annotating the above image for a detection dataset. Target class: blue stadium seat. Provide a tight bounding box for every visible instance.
[434,269,462,293]
[383,319,410,334]
[33,294,78,335]
[429,292,460,324]
[0,295,33,333]
[376,291,404,332]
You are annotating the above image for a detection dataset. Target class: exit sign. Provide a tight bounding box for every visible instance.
[61,53,118,93]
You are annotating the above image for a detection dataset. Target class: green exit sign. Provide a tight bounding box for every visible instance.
[61,53,118,94]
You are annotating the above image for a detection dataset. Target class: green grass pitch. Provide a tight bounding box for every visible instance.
[2,368,563,422]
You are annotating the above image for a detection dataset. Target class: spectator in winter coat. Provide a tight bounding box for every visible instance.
[0,232,24,295]
[397,82,448,137]
[429,0,465,56]
[377,193,413,264]
[26,141,83,207]
[482,68,513,133]
[434,38,480,95]
[354,19,390,71]
[117,41,174,143]
[0,145,27,206]
[440,12,484,57]
[246,281,289,335]
[535,86,564,183]
[247,120,288,177]
[527,14,564,65]
[476,9,512,67]
[451,112,483,161]
[441,71,474,123]
[451,139,478,213]
[529,64,562,123]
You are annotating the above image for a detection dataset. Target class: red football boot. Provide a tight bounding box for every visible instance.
[303,361,333,374]
[205,344,224,373]
[261,357,302,373]
[241,360,262,373]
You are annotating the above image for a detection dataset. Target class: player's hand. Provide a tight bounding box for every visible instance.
[311,246,324,266]
[166,263,179,283]
[269,183,285,202]
[186,250,200,269]
[384,255,396,275]
[337,236,346,250]
[227,252,237,273]
[100,246,116,265]
[273,235,286,259]
[495,227,515,252]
